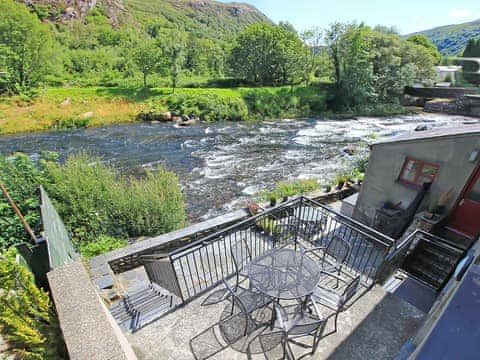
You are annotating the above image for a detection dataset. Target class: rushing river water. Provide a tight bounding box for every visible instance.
[0,113,477,221]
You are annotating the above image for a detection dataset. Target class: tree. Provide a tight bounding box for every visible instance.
[300,27,324,84]
[324,23,376,109]
[463,38,480,57]
[0,0,57,92]
[130,38,163,88]
[228,23,307,86]
[407,34,442,64]
[161,31,187,93]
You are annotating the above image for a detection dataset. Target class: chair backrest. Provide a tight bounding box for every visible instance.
[326,236,352,264]
[341,275,361,304]
[288,315,327,337]
[272,224,298,248]
[222,279,249,316]
[231,238,252,273]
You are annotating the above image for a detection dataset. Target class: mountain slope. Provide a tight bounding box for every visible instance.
[20,0,271,39]
[411,19,480,55]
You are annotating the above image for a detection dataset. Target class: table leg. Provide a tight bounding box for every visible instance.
[271,299,278,330]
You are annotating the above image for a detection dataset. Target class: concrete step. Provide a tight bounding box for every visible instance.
[110,284,179,333]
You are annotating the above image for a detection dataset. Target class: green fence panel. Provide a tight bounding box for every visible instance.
[40,186,78,269]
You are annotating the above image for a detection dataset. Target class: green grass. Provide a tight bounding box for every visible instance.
[0,85,413,135]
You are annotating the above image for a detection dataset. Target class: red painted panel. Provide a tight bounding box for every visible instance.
[447,167,480,240]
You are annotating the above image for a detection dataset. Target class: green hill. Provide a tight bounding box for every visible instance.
[411,19,480,55]
[20,0,271,39]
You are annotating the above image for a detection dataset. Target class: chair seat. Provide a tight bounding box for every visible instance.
[312,287,343,309]
[275,305,323,336]
[235,287,271,313]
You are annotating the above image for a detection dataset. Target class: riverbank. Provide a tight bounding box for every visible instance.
[0,86,415,135]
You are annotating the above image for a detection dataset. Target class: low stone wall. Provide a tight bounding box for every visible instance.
[405,86,480,99]
[48,260,137,360]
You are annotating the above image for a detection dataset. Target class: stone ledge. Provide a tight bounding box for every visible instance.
[48,260,137,360]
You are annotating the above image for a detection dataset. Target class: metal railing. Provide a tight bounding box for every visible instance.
[152,196,397,304]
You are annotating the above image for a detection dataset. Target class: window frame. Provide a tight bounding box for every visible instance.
[398,156,440,187]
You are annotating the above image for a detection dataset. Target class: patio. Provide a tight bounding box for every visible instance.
[126,280,425,359]
[104,197,428,359]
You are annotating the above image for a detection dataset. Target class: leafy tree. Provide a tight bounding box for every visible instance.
[162,31,187,93]
[228,23,307,86]
[463,38,480,57]
[325,23,376,109]
[407,34,442,64]
[300,27,324,84]
[130,38,163,88]
[0,0,57,91]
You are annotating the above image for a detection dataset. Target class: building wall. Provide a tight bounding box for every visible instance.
[353,134,480,226]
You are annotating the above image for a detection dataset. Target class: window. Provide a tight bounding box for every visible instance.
[399,157,439,186]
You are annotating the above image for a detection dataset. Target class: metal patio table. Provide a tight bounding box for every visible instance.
[247,248,322,328]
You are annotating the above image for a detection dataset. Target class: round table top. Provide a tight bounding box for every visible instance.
[293,206,324,222]
[248,248,322,300]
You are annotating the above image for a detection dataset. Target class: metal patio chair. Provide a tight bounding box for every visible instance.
[272,224,300,250]
[303,235,352,279]
[231,238,254,290]
[259,303,327,359]
[310,272,361,332]
[221,280,272,339]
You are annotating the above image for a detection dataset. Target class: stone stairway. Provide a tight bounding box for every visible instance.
[110,284,180,333]
[402,237,463,290]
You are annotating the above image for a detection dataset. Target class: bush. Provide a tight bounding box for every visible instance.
[242,86,327,120]
[0,153,51,250]
[78,235,127,258]
[257,179,320,202]
[51,117,90,130]
[0,249,65,359]
[43,154,186,243]
[165,92,249,121]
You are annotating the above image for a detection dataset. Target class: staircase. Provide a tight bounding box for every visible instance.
[402,236,464,291]
[110,284,179,332]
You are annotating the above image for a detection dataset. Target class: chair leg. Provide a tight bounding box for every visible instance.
[334,311,339,333]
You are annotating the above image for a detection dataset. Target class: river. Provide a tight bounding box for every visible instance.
[0,113,476,221]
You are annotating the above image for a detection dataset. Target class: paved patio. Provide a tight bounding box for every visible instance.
[127,281,425,360]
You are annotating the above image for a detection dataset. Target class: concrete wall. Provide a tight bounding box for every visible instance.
[48,260,137,360]
[353,133,480,226]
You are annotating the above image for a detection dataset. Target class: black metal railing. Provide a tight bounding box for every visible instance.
[153,196,397,304]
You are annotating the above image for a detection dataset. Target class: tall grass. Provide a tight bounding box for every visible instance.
[43,154,186,244]
[257,179,320,201]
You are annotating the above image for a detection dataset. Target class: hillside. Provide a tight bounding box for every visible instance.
[20,0,271,38]
[412,19,480,55]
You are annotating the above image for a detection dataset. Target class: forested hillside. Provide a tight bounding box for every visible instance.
[412,19,480,55]
[19,0,270,37]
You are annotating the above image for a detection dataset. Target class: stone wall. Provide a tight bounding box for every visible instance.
[48,260,137,360]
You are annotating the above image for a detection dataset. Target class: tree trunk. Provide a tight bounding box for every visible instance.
[143,73,147,88]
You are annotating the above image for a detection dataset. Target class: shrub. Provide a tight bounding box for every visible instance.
[43,154,186,244]
[0,249,65,359]
[78,235,127,258]
[242,86,327,120]
[257,179,320,202]
[51,117,90,130]
[165,92,249,121]
[0,153,51,250]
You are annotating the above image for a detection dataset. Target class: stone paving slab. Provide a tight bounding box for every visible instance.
[127,284,425,360]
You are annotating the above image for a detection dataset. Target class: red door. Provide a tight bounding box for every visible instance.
[447,167,480,241]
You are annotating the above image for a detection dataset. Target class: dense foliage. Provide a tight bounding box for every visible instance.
[43,154,186,244]
[325,23,437,110]
[165,92,249,121]
[0,0,57,92]
[228,23,308,85]
[0,153,186,253]
[0,153,50,249]
[0,249,65,359]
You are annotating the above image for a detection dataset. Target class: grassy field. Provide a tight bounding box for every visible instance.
[0,86,413,135]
